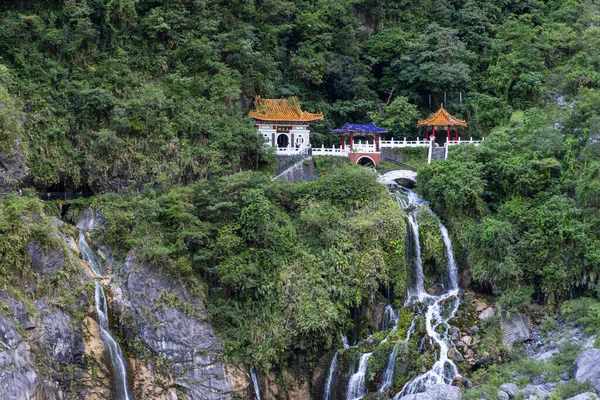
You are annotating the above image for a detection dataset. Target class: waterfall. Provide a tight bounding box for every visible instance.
[439,223,458,290]
[78,232,131,400]
[341,333,350,349]
[250,367,262,400]
[338,183,463,398]
[393,188,463,398]
[382,304,399,331]
[323,352,338,400]
[346,352,372,400]
[379,342,400,393]
[397,190,427,297]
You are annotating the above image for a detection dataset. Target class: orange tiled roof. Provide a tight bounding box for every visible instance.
[417,104,467,127]
[248,96,324,122]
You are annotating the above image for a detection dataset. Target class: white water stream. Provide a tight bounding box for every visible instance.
[78,232,131,400]
[250,367,262,400]
[346,352,372,400]
[323,352,338,400]
[329,183,463,399]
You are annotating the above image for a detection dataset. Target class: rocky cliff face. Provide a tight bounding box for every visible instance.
[0,218,109,399]
[0,136,27,196]
[0,208,237,400]
[78,208,233,399]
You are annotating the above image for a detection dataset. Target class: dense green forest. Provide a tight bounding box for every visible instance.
[1,0,599,190]
[2,0,600,397]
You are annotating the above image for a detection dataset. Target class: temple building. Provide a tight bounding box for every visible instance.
[248,96,324,151]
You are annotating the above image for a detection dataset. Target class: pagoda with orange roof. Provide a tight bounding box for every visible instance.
[249,96,324,151]
[417,104,467,144]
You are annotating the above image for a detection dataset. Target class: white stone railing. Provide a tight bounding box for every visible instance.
[276,147,307,155]
[447,137,484,146]
[380,138,429,148]
[312,145,349,157]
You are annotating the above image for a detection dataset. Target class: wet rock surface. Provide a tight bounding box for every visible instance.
[119,255,232,399]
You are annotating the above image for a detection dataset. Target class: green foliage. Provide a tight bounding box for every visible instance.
[76,165,407,370]
[561,297,600,335]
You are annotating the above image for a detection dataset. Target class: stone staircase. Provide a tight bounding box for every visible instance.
[431,146,446,161]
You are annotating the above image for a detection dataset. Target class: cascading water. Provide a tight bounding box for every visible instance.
[341,333,350,349]
[78,232,131,400]
[346,352,372,400]
[439,223,458,290]
[250,367,262,400]
[332,180,463,399]
[392,188,462,398]
[382,304,399,331]
[323,352,338,400]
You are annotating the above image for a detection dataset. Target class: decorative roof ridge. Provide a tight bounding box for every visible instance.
[249,96,324,122]
[417,104,467,127]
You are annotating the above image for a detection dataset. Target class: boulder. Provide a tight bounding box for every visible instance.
[498,390,509,400]
[448,348,464,362]
[499,383,520,398]
[479,307,496,320]
[522,384,550,399]
[575,348,600,393]
[424,383,462,400]
[397,394,434,400]
[461,336,473,346]
[565,393,600,400]
[501,314,530,346]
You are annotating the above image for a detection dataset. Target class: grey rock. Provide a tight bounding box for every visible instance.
[479,307,496,320]
[462,336,473,346]
[565,393,600,400]
[498,390,509,400]
[533,349,558,362]
[0,312,22,349]
[26,239,68,278]
[120,255,231,399]
[397,394,435,400]
[499,383,520,397]
[575,348,600,393]
[469,326,480,335]
[448,347,464,362]
[530,376,544,385]
[561,372,570,380]
[0,342,43,399]
[451,327,460,338]
[501,314,530,346]
[39,308,85,369]
[0,137,27,196]
[522,384,550,399]
[76,208,105,231]
[424,383,462,400]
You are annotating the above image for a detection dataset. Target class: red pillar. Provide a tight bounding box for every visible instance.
[350,133,354,151]
[455,127,459,141]
[447,126,451,142]
[375,134,380,151]
[425,127,429,140]
[341,134,345,150]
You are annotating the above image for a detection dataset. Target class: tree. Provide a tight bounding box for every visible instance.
[390,24,475,95]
